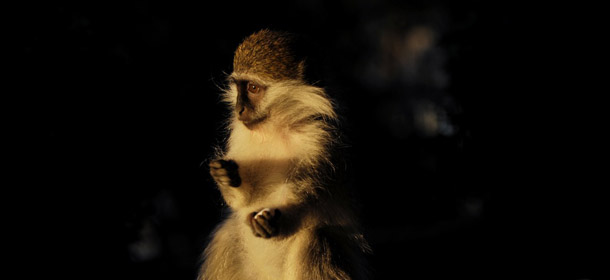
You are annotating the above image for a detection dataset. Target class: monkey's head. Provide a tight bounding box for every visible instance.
[226,29,312,128]
[233,29,305,82]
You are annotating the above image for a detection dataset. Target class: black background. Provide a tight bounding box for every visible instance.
[14,1,604,279]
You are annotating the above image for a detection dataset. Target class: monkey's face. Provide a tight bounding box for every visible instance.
[229,77,268,127]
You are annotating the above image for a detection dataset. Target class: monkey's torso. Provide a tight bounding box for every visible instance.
[201,121,368,280]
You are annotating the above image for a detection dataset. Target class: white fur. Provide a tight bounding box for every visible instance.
[219,80,336,210]
[200,76,368,280]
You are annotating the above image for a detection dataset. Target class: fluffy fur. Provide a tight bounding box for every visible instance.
[233,29,305,81]
[199,30,370,280]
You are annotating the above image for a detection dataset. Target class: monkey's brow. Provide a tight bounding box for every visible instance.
[227,77,249,84]
[226,77,238,84]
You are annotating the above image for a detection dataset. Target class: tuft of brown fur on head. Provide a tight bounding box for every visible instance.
[233,29,305,82]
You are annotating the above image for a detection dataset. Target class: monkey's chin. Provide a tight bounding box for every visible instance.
[239,116,267,130]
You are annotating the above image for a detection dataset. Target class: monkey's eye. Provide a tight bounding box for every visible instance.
[247,82,261,94]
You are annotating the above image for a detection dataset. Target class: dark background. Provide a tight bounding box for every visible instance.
[14,1,604,279]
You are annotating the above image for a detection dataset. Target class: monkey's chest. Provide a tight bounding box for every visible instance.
[241,233,294,279]
[227,126,302,160]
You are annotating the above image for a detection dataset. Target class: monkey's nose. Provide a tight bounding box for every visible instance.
[237,107,248,122]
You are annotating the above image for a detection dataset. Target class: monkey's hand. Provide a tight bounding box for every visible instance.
[209,159,241,188]
[248,208,281,238]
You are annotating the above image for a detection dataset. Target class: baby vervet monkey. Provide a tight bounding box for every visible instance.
[199,29,370,280]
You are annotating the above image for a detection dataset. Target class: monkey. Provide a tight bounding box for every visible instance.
[199,29,371,280]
